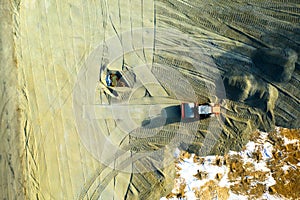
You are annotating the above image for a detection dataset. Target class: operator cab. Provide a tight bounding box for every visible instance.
[181,102,220,121]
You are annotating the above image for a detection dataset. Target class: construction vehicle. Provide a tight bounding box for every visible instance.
[105,70,126,87]
[181,103,220,120]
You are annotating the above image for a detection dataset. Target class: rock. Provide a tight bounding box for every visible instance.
[215,173,223,180]
[268,186,277,194]
[230,162,237,172]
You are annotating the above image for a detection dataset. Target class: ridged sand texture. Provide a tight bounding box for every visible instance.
[0,0,299,199]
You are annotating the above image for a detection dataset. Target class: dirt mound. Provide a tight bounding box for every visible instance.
[223,70,278,115]
[267,128,300,200]
[195,180,229,200]
[253,48,298,83]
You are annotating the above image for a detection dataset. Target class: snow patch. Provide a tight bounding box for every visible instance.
[262,142,273,160]
[281,165,290,171]
[283,137,298,145]
[177,155,228,190]
[264,173,276,187]
[261,193,283,200]
[228,191,248,200]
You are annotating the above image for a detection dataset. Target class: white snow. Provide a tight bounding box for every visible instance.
[283,136,298,145]
[184,190,196,200]
[174,148,181,158]
[246,141,256,150]
[254,159,271,172]
[261,193,283,200]
[264,173,276,187]
[281,165,290,171]
[262,142,273,160]
[218,169,232,187]
[176,155,229,193]
[258,131,269,142]
[228,191,248,200]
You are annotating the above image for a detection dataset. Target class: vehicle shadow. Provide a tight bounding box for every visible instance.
[141,105,210,129]
[141,105,181,129]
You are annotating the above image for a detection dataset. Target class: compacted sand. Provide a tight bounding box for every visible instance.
[1,0,299,199]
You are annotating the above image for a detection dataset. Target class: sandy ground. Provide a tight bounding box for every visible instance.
[1,0,299,199]
[0,1,25,199]
[1,0,179,199]
[1,0,160,199]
